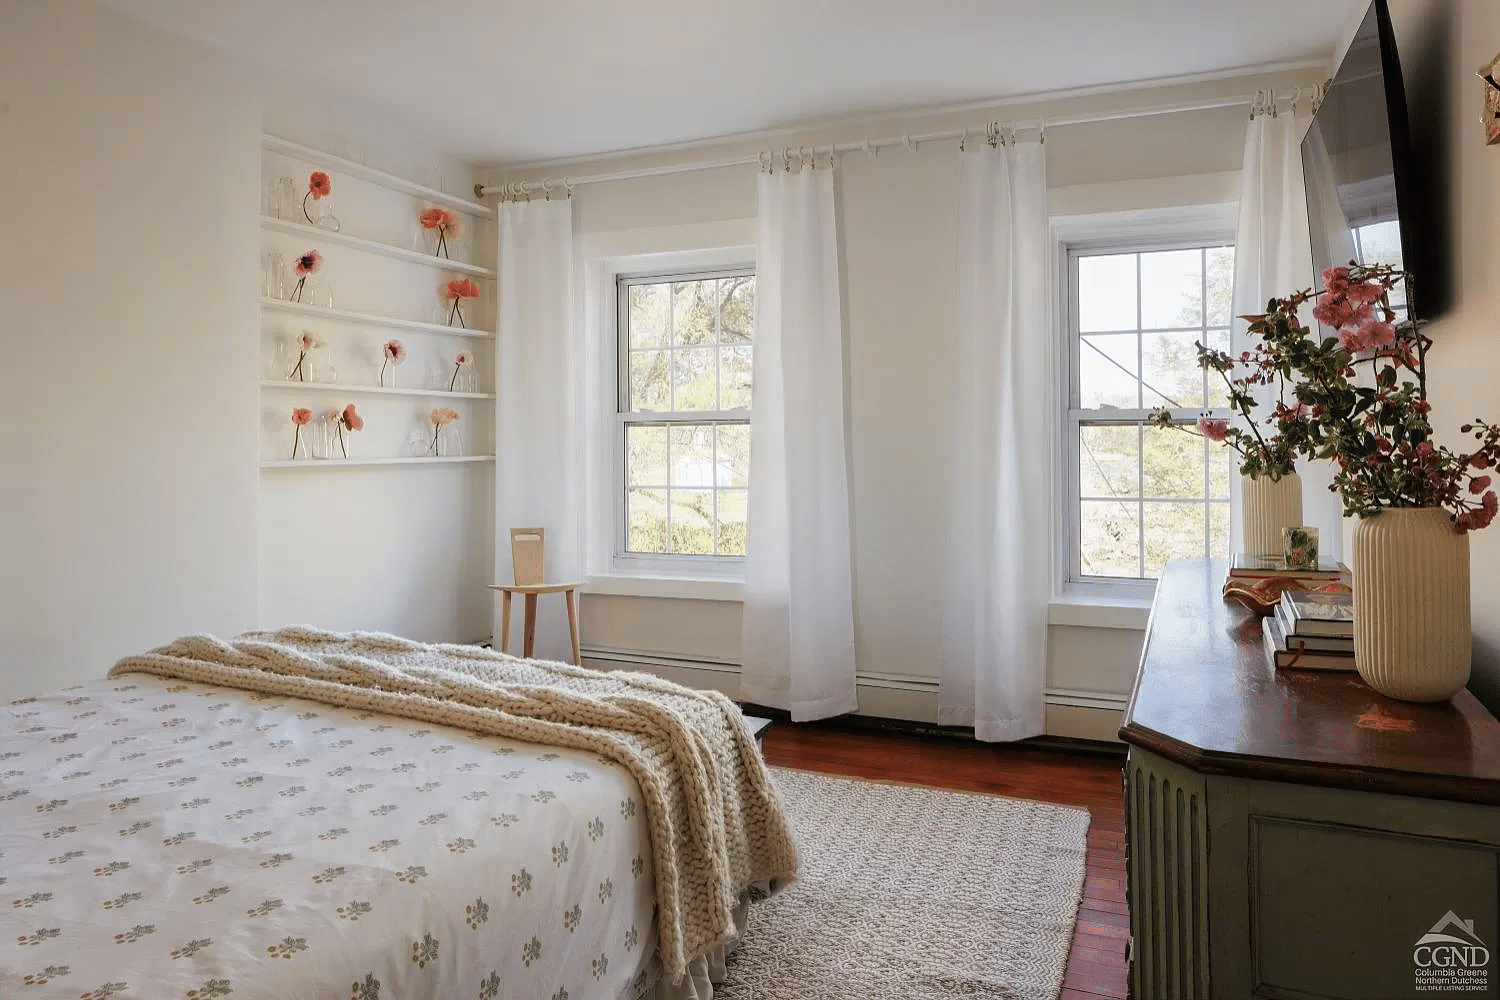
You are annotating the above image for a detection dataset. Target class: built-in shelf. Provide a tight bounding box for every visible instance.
[261,455,495,470]
[263,133,494,220]
[260,297,496,340]
[259,380,494,401]
[261,216,494,278]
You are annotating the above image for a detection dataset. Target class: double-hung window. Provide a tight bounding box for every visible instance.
[1065,240,1236,586]
[614,268,755,573]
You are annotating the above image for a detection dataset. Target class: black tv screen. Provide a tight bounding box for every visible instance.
[1302,0,1447,322]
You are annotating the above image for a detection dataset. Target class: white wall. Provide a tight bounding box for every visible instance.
[489,69,1317,740]
[0,0,261,699]
[0,1,496,700]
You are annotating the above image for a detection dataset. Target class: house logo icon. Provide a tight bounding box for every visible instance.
[1412,911,1490,992]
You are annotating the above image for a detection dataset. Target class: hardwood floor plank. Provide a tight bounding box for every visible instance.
[762,720,1129,992]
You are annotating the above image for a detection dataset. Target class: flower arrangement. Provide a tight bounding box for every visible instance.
[419,208,464,258]
[303,171,331,227]
[443,278,480,329]
[286,330,320,382]
[290,407,312,459]
[379,339,405,386]
[449,350,472,392]
[1155,263,1500,533]
[290,250,323,303]
[428,406,460,455]
[333,403,363,458]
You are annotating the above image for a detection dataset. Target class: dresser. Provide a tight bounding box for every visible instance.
[1120,559,1500,1000]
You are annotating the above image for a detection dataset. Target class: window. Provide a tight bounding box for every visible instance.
[1065,241,1236,584]
[615,268,755,569]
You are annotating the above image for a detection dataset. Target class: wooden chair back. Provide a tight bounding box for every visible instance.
[510,527,546,586]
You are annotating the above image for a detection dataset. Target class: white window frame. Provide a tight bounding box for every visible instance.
[1051,206,1237,601]
[584,244,756,584]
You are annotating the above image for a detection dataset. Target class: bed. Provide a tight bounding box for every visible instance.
[0,629,796,1000]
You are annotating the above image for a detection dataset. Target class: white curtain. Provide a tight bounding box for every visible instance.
[1231,106,1342,560]
[939,138,1051,743]
[739,162,859,721]
[495,197,581,661]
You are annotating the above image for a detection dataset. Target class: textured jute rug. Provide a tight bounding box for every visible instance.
[714,767,1091,1000]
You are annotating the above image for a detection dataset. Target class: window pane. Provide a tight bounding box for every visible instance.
[716,488,748,556]
[1080,500,1140,578]
[1209,502,1230,557]
[720,346,753,409]
[626,425,667,487]
[628,283,669,348]
[716,424,750,487]
[672,348,717,410]
[1141,249,1202,328]
[1141,331,1206,409]
[719,275,754,344]
[1079,425,1138,498]
[1143,502,1206,578]
[1206,247,1235,326]
[627,488,668,554]
[1203,328,1231,407]
[1079,334,1138,409]
[671,280,715,346]
[1208,441,1232,499]
[1078,254,1137,332]
[1143,425,1205,498]
[668,489,714,555]
[629,350,670,411]
[668,424,715,487]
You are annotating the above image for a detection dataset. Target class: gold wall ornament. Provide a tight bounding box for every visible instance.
[1481,51,1500,146]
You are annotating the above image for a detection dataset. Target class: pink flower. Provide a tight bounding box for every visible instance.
[444,278,480,301]
[454,351,472,366]
[429,407,460,426]
[1196,417,1229,442]
[308,172,331,200]
[340,404,364,432]
[294,250,323,277]
[382,340,406,364]
[1322,267,1351,293]
[1338,315,1396,352]
[291,408,312,426]
[297,330,320,352]
[419,208,448,230]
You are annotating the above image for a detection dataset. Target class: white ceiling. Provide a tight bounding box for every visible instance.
[102,0,1360,166]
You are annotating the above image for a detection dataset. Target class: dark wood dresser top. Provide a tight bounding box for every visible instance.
[1120,559,1500,805]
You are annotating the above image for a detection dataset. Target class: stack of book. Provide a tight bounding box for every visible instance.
[1262,589,1356,671]
[1228,553,1347,584]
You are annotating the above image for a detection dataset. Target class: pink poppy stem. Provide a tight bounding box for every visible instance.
[288,350,306,382]
[292,425,302,458]
[449,364,461,392]
[448,300,465,329]
[291,276,306,303]
[302,191,315,227]
[430,426,441,456]
[437,229,449,259]
[337,423,347,459]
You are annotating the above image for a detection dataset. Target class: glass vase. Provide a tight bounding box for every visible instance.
[261,250,287,299]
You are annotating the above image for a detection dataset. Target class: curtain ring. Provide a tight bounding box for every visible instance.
[863,138,876,159]
[758,151,771,173]
[1038,116,1046,145]
[563,178,574,197]
[541,178,554,200]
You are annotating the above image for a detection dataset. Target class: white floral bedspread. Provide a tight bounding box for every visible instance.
[0,676,659,1000]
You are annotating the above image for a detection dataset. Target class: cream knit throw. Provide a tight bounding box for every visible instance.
[108,626,799,983]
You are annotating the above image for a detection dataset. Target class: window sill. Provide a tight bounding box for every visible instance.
[1048,596,1153,630]
[584,575,743,602]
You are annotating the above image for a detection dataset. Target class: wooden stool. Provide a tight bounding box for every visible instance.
[488,527,585,665]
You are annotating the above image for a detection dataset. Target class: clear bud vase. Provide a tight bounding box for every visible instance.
[380,362,399,388]
[291,424,309,460]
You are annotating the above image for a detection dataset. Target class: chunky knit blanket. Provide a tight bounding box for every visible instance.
[109,627,799,983]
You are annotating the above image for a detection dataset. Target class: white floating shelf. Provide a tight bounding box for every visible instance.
[261,455,495,470]
[259,380,494,400]
[260,297,495,340]
[261,216,494,278]
[263,134,494,219]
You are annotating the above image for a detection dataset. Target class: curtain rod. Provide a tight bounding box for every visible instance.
[475,88,1312,200]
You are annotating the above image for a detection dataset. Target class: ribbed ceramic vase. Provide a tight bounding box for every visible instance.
[1352,507,1471,703]
[1240,471,1303,556]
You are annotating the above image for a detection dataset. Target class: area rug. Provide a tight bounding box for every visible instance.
[715,767,1091,1000]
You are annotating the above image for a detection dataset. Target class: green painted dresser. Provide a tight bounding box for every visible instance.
[1120,559,1500,1000]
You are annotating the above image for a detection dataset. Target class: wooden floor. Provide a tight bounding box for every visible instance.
[761,720,1129,1000]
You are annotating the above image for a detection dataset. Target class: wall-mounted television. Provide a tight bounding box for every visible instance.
[1302,0,1449,322]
